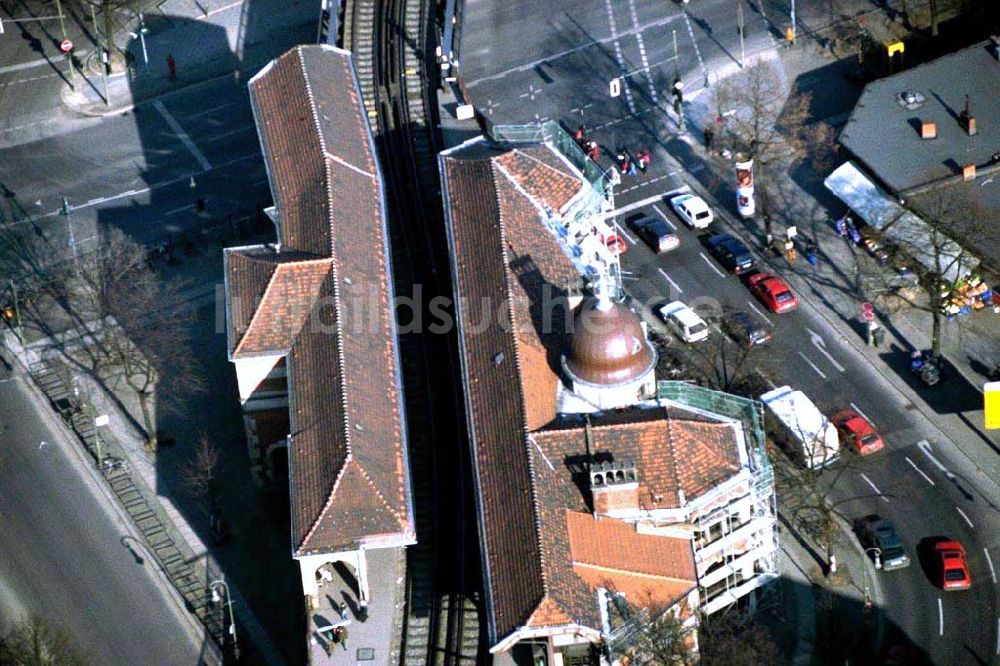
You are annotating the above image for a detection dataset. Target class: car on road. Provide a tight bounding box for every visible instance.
[657,301,709,343]
[706,233,755,273]
[936,540,971,590]
[631,216,680,254]
[745,271,798,313]
[604,234,628,256]
[854,515,910,571]
[831,409,884,455]
[722,311,772,347]
[670,194,714,229]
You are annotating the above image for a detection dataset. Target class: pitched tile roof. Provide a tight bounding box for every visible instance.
[536,411,742,509]
[494,147,584,213]
[442,154,546,642]
[442,138,713,647]
[227,45,412,555]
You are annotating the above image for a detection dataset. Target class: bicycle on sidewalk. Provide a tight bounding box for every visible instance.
[100,456,131,476]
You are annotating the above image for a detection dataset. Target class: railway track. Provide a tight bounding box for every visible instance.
[341,0,484,663]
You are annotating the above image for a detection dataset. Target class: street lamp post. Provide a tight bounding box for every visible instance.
[866,546,882,570]
[210,580,240,660]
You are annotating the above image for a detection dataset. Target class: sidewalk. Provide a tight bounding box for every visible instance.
[61,0,317,117]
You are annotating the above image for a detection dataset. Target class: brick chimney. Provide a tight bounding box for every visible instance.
[961,95,977,136]
[963,164,977,181]
[590,460,639,517]
[920,121,937,139]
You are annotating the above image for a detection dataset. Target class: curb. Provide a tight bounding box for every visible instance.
[0,338,222,664]
[61,70,239,118]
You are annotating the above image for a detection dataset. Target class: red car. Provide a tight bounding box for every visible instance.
[746,271,798,313]
[831,409,884,455]
[605,234,628,256]
[936,540,971,590]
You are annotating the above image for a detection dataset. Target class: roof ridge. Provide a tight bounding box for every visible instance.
[231,258,333,356]
[665,416,683,498]
[297,45,329,160]
[352,458,408,531]
[299,452,354,549]
[570,561,697,584]
[511,147,579,184]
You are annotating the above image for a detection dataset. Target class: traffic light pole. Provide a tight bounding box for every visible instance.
[90,2,110,106]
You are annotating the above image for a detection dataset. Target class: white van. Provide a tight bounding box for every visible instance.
[760,386,840,469]
[657,301,709,343]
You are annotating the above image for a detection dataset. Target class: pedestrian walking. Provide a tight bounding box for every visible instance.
[574,125,585,142]
[703,125,715,150]
[335,626,349,651]
[339,601,349,621]
[586,140,600,161]
[167,54,177,81]
[635,149,651,172]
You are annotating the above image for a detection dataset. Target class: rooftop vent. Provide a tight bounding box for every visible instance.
[898,90,926,110]
[920,121,937,139]
[961,95,977,136]
[963,164,976,181]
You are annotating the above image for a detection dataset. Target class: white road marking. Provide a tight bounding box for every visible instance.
[849,402,874,425]
[938,598,944,636]
[153,100,212,171]
[603,0,636,114]
[984,548,996,584]
[658,268,683,294]
[755,367,776,389]
[996,617,1000,655]
[609,187,687,218]
[917,440,956,480]
[797,352,827,379]
[955,507,974,529]
[681,9,709,87]
[201,125,254,144]
[182,101,239,119]
[627,0,658,105]
[806,328,846,373]
[700,252,726,277]
[0,56,58,75]
[165,204,195,217]
[613,221,636,244]
[652,204,677,230]
[745,301,773,326]
[905,456,936,486]
[859,473,889,502]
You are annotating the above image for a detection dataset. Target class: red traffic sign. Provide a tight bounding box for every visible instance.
[59,39,73,53]
[861,302,874,314]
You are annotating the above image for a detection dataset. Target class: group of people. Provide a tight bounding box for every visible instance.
[573,125,651,177]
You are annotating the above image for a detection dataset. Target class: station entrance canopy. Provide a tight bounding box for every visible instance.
[824,161,979,285]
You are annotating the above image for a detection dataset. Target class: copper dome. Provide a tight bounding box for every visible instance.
[564,298,656,386]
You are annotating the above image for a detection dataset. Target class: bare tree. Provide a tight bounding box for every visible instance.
[698,609,781,666]
[182,435,220,510]
[608,591,696,666]
[860,186,982,359]
[56,227,205,448]
[1,614,92,666]
[712,62,835,238]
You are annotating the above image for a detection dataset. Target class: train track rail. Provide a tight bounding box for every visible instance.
[341,0,484,663]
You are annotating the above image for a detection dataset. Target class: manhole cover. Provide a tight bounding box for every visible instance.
[357,648,375,661]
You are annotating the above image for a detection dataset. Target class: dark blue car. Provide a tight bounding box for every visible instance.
[706,234,755,273]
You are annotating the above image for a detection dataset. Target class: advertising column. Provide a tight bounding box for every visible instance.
[735,158,756,218]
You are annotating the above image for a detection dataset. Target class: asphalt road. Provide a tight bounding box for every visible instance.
[616,189,998,663]
[0,75,269,255]
[461,0,1000,662]
[0,366,211,663]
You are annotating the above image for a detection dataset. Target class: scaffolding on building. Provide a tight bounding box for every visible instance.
[656,381,781,614]
[488,121,624,300]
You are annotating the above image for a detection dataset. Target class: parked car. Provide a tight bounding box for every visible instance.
[854,515,910,571]
[657,301,709,343]
[670,194,714,229]
[745,271,798,313]
[936,540,971,590]
[604,233,628,256]
[722,311,772,347]
[632,216,680,253]
[831,409,884,455]
[706,233,755,273]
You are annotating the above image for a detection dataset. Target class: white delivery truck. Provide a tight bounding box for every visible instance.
[760,386,840,469]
